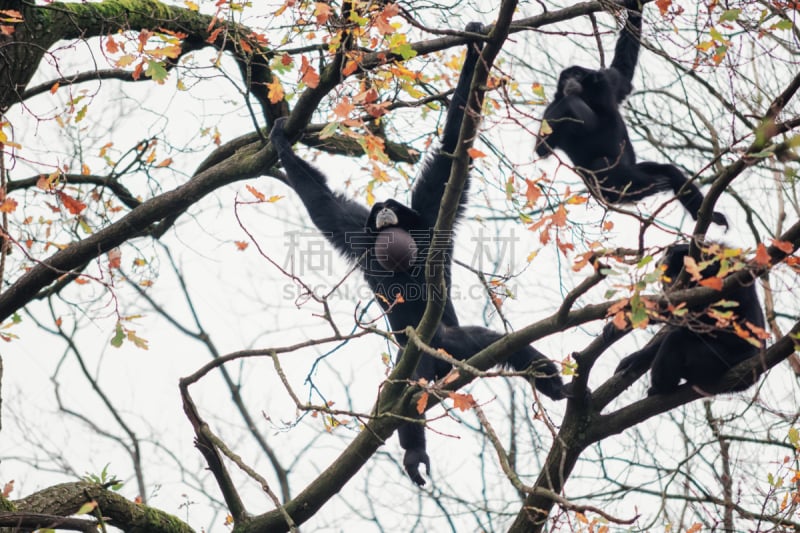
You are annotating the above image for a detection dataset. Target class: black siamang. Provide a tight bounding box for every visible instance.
[615,243,765,395]
[269,24,563,486]
[534,2,727,227]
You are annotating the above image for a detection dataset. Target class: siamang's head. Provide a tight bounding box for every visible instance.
[556,66,614,109]
[367,199,424,232]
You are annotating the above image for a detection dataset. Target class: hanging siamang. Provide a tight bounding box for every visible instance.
[269,23,564,487]
[535,1,727,227]
[615,243,765,395]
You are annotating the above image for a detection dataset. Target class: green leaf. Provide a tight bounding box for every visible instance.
[391,43,417,60]
[319,121,339,139]
[719,9,741,22]
[774,19,794,31]
[789,427,799,448]
[145,60,169,83]
[75,104,88,122]
[76,500,98,515]
[110,322,124,348]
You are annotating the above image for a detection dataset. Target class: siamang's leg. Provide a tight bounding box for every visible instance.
[681,335,758,393]
[615,332,662,376]
[583,160,673,205]
[434,325,564,400]
[395,347,437,486]
[647,330,695,396]
[636,161,728,227]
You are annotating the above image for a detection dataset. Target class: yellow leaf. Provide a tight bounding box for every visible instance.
[76,500,98,515]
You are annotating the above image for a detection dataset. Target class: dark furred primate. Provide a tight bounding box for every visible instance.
[535,1,727,227]
[269,24,564,487]
[615,243,765,395]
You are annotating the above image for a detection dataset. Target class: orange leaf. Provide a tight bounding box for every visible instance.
[56,191,87,215]
[754,243,770,266]
[235,241,249,251]
[342,60,358,76]
[772,239,794,254]
[0,197,17,213]
[416,392,429,414]
[156,157,172,168]
[612,311,627,330]
[106,35,119,54]
[2,480,13,498]
[50,81,60,94]
[246,184,266,201]
[655,0,672,16]
[300,56,320,88]
[551,204,568,227]
[699,276,723,290]
[267,78,284,104]
[107,248,122,269]
[333,97,354,119]
[683,256,703,281]
[603,220,614,231]
[314,2,332,24]
[467,147,486,159]
[206,26,223,44]
[448,391,475,411]
[686,524,702,533]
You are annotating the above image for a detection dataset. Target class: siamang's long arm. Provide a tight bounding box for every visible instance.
[270,118,371,262]
[608,1,643,102]
[410,23,485,227]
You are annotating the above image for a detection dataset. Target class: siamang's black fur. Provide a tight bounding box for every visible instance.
[535,2,727,227]
[270,23,563,486]
[615,243,765,395]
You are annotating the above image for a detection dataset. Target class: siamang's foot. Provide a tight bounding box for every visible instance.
[614,353,640,375]
[711,211,729,230]
[403,448,431,486]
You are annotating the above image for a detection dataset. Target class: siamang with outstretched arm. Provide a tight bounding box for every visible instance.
[269,24,564,486]
[615,243,765,395]
[535,1,727,227]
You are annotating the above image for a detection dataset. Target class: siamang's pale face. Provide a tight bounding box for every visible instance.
[367,199,423,232]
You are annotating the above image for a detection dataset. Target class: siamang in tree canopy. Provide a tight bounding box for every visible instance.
[615,243,766,396]
[534,1,728,227]
[269,24,564,486]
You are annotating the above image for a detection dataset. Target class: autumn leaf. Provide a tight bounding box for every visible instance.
[683,256,702,281]
[76,500,98,515]
[267,78,284,104]
[235,241,249,251]
[448,391,475,411]
[50,81,60,94]
[2,480,13,497]
[699,276,723,290]
[0,197,17,213]
[772,239,794,254]
[247,184,266,201]
[56,191,87,215]
[754,243,770,266]
[655,0,672,16]
[105,35,119,54]
[416,391,429,414]
[333,96,355,118]
[300,56,320,88]
[127,329,149,350]
[314,2,332,24]
[107,248,122,270]
[467,147,486,159]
